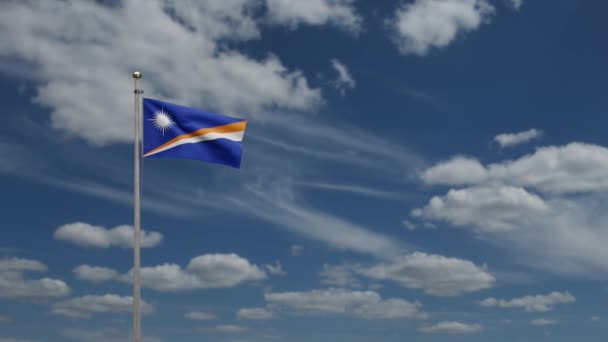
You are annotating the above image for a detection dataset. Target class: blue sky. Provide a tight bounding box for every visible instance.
[1,0,607,341]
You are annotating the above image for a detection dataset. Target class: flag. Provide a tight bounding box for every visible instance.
[142,98,247,168]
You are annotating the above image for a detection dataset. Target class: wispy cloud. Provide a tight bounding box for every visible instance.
[480,292,575,312]
[494,129,542,147]
[295,181,408,199]
[227,182,407,258]
[530,318,558,326]
[331,59,356,95]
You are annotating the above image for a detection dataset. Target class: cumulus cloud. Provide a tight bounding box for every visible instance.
[358,252,494,297]
[266,0,362,32]
[488,143,608,194]
[184,311,217,321]
[391,0,495,56]
[417,143,608,276]
[129,253,266,291]
[0,273,70,300]
[265,288,427,319]
[422,143,608,195]
[422,156,488,185]
[54,222,162,249]
[0,258,70,301]
[480,292,575,312]
[237,308,277,320]
[69,254,266,291]
[412,185,548,232]
[494,129,542,147]
[331,59,356,95]
[73,265,120,283]
[420,321,482,334]
[0,0,322,145]
[0,258,47,272]
[530,318,558,326]
[52,294,153,319]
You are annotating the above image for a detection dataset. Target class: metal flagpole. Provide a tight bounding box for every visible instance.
[132,71,143,342]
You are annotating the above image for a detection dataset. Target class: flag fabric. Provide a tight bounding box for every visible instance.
[142,98,247,168]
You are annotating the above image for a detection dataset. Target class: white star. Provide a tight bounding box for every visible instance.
[150,109,175,135]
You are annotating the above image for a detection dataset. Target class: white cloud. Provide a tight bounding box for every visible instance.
[402,220,417,231]
[161,0,262,41]
[54,222,162,249]
[0,258,47,272]
[494,129,542,147]
[296,181,404,199]
[530,318,558,326]
[420,321,482,334]
[129,253,266,291]
[319,264,362,288]
[421,156,488,185]
[412,185,548,232]
[0,0,322,145]
[391,0,495,56]
[591,316,600,321]
[74,265,119,283]
[422,143,608,195]
[353,298,428,320]
[184,311,217,321]
[0,258,70,301]
[480,292,575,312]
[488,143,608,194]
[52,294,153,319]
[330,59,356,95]
[69,254,266,291]
[0,315,12,323]
[264,261,286,276]
[265,288,426,319]
[266,0,362,32]
[417,143,608,276]
[229,183,406,258]
[510,0,524,10]
[237,308,277,320]
[0,273,70,300]
[358,252,494,297]
[290,245,304,256]
[207,325,249,333]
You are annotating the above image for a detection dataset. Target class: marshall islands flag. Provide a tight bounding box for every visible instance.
[143,98,247,168]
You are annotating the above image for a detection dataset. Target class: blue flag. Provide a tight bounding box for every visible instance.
[143,98,247,168]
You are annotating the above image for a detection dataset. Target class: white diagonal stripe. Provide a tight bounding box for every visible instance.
[144,131,244,157]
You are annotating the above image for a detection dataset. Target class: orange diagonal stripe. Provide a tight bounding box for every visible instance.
[145,121,247,156]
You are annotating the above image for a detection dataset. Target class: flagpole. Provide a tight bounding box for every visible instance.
[132,71,143,342]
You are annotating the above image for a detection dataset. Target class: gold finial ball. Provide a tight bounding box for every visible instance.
[132,71,142,79]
